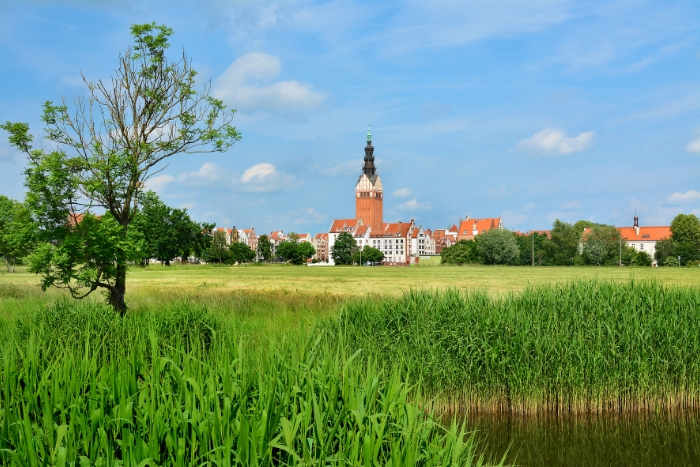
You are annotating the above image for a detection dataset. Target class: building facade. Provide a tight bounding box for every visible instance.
[618,215,671,260]
[456,217,503,241]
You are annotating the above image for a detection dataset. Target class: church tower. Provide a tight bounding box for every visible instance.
[355,125,383,231]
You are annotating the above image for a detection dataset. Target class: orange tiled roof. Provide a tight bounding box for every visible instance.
[329,218,361,233]
[314,232,328,240]
[457,218,501,241]
[618,226,671,242]
[354,225,370,237]
[371,222,411,238]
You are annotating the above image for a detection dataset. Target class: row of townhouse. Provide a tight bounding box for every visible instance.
[212,226,258,252]
[324,218,439,265]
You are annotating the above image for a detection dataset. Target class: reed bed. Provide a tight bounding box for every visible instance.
[0,301,499,466]
[330,280,700,414]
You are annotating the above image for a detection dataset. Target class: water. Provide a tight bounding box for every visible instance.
[465,412,700,467]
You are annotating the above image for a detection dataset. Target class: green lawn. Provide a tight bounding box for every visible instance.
[3,263,700,300]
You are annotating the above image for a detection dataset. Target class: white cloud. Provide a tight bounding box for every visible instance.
[523,202,535,212]
[241,163,276,182]
[145,174,174,192]
[393,187,412,198]
[686,137,700,154]
[239,162,298,193]
[179,162,222,184]
[668,190,700,204]
[397,199,433,211]
[213,52,326,115]
[518,127,595,155]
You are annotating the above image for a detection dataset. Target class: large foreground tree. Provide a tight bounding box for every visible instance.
[1,23,240,314]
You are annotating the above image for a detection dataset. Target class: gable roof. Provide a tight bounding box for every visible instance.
[329,218,362,233]
[457,217,502,241]
[371,221,412,238]
[618,226,671,242]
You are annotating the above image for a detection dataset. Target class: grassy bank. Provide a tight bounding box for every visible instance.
[0,300,497,466]
[331,280,700,414]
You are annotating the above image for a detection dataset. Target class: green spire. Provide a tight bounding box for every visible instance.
[367,122,372,143]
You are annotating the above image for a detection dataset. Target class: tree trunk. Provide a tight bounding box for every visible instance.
[5,257,9,273]
[110,239,128,315]
[109,266,127,316]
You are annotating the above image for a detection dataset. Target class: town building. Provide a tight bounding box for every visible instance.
[411,226,436,257]
[618,215,671,260]
[237,227,258,252]
[268,230,286,258]
[369,220,417,264]
[312,233,329,262]
[456,216,503,241]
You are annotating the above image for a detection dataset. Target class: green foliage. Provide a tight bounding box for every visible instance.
[441,240,479,265]
[330,281,700,412]
[670,214,700,245]
[547,220,580,265]
[228,242,256,264]
[257,235,273,262]
[633,251,652,266]
[207,230,230,263]
[476,229,519,265]
[130,191,208,265]
[674,241,700,265]
[0,300,491,466]
[0,196,37,272]
[331,232,358,265]
[352,245,384,264]
[664,256,679,267]
[297,241,316,263]
[654,239,676,264]
[515,232,548,266]
[573,220,595,240]
[581,225,621,265]
[0,23,240,313]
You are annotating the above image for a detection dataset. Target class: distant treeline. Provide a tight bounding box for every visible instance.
[441,215,700,266]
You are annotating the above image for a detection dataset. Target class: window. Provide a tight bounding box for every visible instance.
[640,244,644,249]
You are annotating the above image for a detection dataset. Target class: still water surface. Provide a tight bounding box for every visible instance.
[465,412,700,467]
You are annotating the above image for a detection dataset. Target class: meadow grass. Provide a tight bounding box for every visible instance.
[0,300,500,466]
[3,263,700,298]
[329,280,700,414]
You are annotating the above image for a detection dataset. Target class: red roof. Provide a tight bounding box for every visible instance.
[314,233,328,240]
[371,222,412,238]
[329,218,361,233]
[457,217,501,241]
[354,225,370,237]
[618,226,671,242]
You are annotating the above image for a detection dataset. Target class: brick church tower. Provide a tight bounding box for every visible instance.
[355,125,383,231]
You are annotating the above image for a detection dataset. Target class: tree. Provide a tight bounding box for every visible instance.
[633,251,652,267]
[331,232,358,265]
[547,220,580,265]
[208,230,230,264]
[276,240,300,264]
[515,232,548,266]
[654,239,676,265]
[670,214,700,245]
[0,196,37,272]
[257,235,273,262]
[298,241,316,264]
[229,242,256,264]
[476,229,519,265]
[1,24,240,314]
[352,245,383,264]
[441,240,478,265]
[581,225,621,266]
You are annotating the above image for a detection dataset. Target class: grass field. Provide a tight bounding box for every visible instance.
[3,263,700,300]
[2,264,700,464]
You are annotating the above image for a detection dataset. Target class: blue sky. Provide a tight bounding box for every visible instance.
[1,0,699,234]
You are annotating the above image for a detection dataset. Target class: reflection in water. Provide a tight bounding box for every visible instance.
[464,412,700,467]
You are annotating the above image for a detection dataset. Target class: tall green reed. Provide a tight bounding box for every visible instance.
[329,280,700,414]
[0,301,499,466]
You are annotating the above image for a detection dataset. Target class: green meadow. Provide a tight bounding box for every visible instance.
[2,264,700,465]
